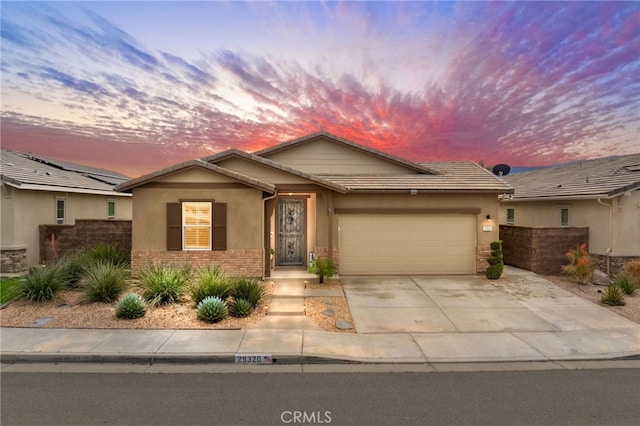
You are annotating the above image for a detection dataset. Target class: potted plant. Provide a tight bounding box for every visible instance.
[308,257,336,284]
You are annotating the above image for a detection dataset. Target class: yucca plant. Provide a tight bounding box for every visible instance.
[57,249,91,288]
[20,265,66,302]
[601,285,626,306]
[231,276,265,308]
[229,298,253,317]
[139,264,189,305]
[115,293,146,319]
[196,296,228,323]
[190,266,233,305]
[85,244,130,268]
[614,273,638,296]
[82,261,130,303]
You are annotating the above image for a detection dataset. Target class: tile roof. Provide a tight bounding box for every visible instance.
[253,131,440,175]
[505,153,640,200]
[201,148,348,193]
[0,149,127,196]
[24,154,130,185]
[319,162,513,193]
[114,159,276,193]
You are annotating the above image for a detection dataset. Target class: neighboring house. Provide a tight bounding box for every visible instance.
[0,149,132,272]
[116,132,512,277]
[500,153,640,274]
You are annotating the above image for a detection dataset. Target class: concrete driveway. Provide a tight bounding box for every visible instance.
[342,266,640,336]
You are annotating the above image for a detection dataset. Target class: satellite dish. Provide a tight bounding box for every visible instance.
[492,164,511,177]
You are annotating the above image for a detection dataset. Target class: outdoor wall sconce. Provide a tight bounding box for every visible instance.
[483,214,493,232]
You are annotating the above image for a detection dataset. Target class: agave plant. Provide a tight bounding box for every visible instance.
[115,293,146,319]
[601,285,626,306]
[196,296,228,323]
[229,298,253,317]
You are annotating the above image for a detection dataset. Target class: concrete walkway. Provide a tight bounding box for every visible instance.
[1,267,639,365]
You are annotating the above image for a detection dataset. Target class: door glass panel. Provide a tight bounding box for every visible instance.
[277,199,305,266]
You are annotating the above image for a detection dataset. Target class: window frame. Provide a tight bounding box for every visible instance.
[182,201,212,251]
[506,207,515,225]
[55,198,66,224]
[107,199,116,219]
[560,207,570,226]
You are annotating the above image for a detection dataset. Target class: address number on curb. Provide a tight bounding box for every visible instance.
[235,354,273,364]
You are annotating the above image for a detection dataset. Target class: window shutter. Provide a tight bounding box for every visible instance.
[212,203,227,250]
[167,203,182,251]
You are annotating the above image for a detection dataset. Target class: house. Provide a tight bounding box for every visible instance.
[0,149,132,272]
[115,132,513,277]
[500,153,640,275]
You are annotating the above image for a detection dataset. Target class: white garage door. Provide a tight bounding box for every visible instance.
[338,214,476,275]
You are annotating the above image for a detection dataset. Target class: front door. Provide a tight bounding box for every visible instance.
[277,198,306,266]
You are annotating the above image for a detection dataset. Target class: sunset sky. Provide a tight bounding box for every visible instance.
[1,1,639,178]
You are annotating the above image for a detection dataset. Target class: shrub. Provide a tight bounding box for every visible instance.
[486,240,504,280]
[139,264,189,305]
[229,298,253,317]
[115,293,146,319]
[0,277,22,305]
[623,260,640,281]
[196,296,228,322]
[57,250,92,288]
[20,265,66,302]
[308,257,336,284]
[601,285,626,306]
[561,244,594,284]
[231,276,265,308]
[85,244,130,268]
[82,261,130,303]
[190,266,233,305]
[614,273,638,296]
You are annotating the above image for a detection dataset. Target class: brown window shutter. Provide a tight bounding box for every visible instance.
[212,202,227,250]
[166,203,182,251]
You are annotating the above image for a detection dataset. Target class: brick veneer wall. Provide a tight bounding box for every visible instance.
[39,220,132,265]
[1,247,27,273]
[313,246,340,272]
[499,225,589,275]
[131,249,263,277]
[476,245,491,273]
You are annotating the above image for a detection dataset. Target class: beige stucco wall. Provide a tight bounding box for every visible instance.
[500,190,640,255]
[263,137,419,175]
[156,167,236,183]
[1,183,132,267]
[131,186,263,251]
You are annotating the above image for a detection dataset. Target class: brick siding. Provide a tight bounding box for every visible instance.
[131,249,263,277]
[39,220,132,265]
[313,246,340,272]
[476,245,491,273]
[499,225,589,275]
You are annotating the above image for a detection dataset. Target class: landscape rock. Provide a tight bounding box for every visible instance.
[591,269,611,286]
[335,319,353,330]
[322,308,335,317]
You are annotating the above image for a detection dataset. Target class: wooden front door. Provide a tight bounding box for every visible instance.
[277,198,306,266]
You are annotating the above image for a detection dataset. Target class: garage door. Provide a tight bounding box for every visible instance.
[338,214,476,275]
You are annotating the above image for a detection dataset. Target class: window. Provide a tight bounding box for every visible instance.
[506,208,515,225]
[183,202,212,250]
[107,200,116,219]
[167,201,226,251]
[56,199,66,224]
[560,208,569,226]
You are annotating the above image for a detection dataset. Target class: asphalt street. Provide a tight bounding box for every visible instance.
[2,368,639,425]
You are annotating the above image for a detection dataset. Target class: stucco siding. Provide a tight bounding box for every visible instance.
[155,167,237,183]
[131,186,263,251]
[1,186,131,267]
[263,137,417,175]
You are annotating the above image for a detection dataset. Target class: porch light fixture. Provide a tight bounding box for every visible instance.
[486,214,492,221]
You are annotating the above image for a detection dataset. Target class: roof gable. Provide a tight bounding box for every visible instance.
[114,159,275,193]
[505,153,640,200]
[254,131,439,176]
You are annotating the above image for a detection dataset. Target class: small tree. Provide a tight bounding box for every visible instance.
[308,257,336,284]
[486,240,504,280]
[561,244,594,285]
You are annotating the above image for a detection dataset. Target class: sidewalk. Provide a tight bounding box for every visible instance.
[2,268,640,365]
